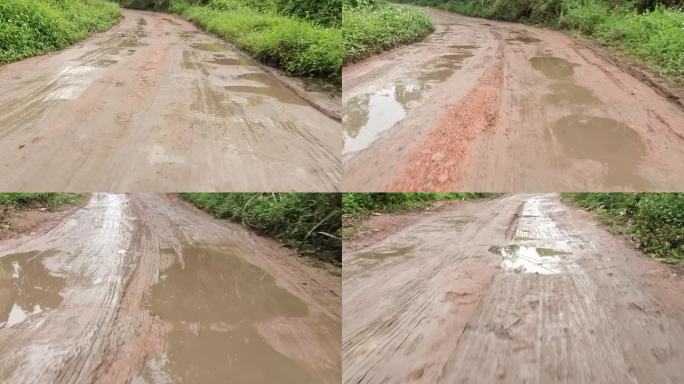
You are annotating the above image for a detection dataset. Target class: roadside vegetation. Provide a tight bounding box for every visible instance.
[564,193,683,264]
[343,192,495,214]
[121,0,342,82]
[0,0,121,64]
[0,193,85,208]
[179,193,341,264]
[395,0,684,78]
[343,0,433,64]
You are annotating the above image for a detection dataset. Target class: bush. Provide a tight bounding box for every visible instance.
[0,193,85,208]
[564,193,683,262]
[342,192,494,214]
[343,0,433,63]
[179,193,342,263]
[0,0,121,64]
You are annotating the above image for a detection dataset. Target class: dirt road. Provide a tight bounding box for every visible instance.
[343,194,684,383]
[343,7,684,191]
[0,194,341,383]
[0,10,340,192]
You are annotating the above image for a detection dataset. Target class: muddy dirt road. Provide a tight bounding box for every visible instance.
[0,10,340,192]
[0,194,341,383]
[343,194,684,383]
[343,7,684,191]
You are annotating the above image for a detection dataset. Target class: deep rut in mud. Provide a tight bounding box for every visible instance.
[342,7,684,192]
[0,194,341,384]
[343,194,684,383]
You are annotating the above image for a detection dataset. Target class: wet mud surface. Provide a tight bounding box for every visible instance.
[343,7,684,191]
[343,194,684,383]
[0,10,340,192]
[0,194,341,383]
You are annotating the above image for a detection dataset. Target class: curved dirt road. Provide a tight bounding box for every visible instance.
[343,194,684,383]
[0,10,340,192]
[343,7,684,192]
[0,194,341,383]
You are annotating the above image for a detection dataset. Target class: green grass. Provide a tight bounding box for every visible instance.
[563,193,684,264]
[0,193,86,208]
[343,0,433,64]
[164,0,342,82]
[342,192,496,214]
[394,0,684,78]
[0,0,121,64]
[179,193,341,264]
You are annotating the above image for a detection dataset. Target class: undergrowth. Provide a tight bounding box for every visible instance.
[0,0,121,64]
[343,0,433,64]
[179,193,342,264]
[394,0,684,77]
[563,193,683,264]
[0,193,86,208]
[342,192,496,214]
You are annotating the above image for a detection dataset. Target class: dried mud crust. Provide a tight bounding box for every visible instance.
[0,193,341,384]
[343,194,684,384]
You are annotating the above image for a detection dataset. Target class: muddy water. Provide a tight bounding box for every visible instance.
[530,56,577,79]
[225,73,308,105]
[551,115,648,186]
[191,43,228,52]
[0,251,64,328]
[343,46,476,154]
[138,245,314,383]
[488,245,568,274]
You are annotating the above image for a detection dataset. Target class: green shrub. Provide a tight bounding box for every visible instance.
[342,192,494,214]
[0,193,85,208]
[564,193,683,262]
[343,1,433,63]
[179,193,342,263]
[0,0,121,64]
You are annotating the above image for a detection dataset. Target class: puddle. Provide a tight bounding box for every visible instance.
[0,251,65,328]
[545,83,599,106]
[191,43,228,52]
[343,87,406,154]
[141,245,313,383]
[419,52,474,83]
[224,86,306,106]
[507,33,542,44]
[355,244,416,262]
[488,245,566,274]
[208,56,244,66]
[550,115,647,186]
[530,56,576,79]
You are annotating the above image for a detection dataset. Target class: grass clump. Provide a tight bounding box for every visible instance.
[0,0,121,64]
[179,193,341,264]
[0,193,86,208]
[394,0,684,77]
[342,192,496,214]
[343,0,433,64]
[563,193,684,263]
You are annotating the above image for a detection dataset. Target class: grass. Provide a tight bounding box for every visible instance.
[343,0,433,64]
[343,192,497,214]
[0,193,86,208]
[563,193,683,264]
[0,0,121,64]
[165,0,342,82]
[179,193,341,264]
[394,0,684,78]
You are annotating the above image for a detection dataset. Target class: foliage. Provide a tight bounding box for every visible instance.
[343,0,433,63]
[0,0,121,64]
[0,193,85,208]
[179,193,342,263]
[564,193,683,263]
[342,192,495,214]
[394,0,684,77]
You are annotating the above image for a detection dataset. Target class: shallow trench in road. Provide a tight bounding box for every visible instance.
[0,194,341,384]
[342,7,684,192]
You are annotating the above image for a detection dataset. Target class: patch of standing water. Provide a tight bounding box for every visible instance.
[489,245,568,274]
[0,251,65,328]
[139,244,314,383]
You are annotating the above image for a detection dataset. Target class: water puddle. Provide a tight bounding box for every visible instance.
[488,245,567,274]
[0,251,65,328]
[544,83,599,106]
[208,56,244,66]
[343,87,406,154]
[224,85,306,106]
[550,115,647,186]
[191,43,228,52]
[355,244,416,262]
[507,32,541,44]
[530,56,576,79]
[141,245,313,383]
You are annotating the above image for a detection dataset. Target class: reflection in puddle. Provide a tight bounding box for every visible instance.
[488,245,568,274]
[191,43,228,52]
[208,56,244,66]
[141,245,313,383]
[223,72,308,105]
[530,56,576,79]
[343,87,407,154]
[551,115,648,186]
[0,251,65,328]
